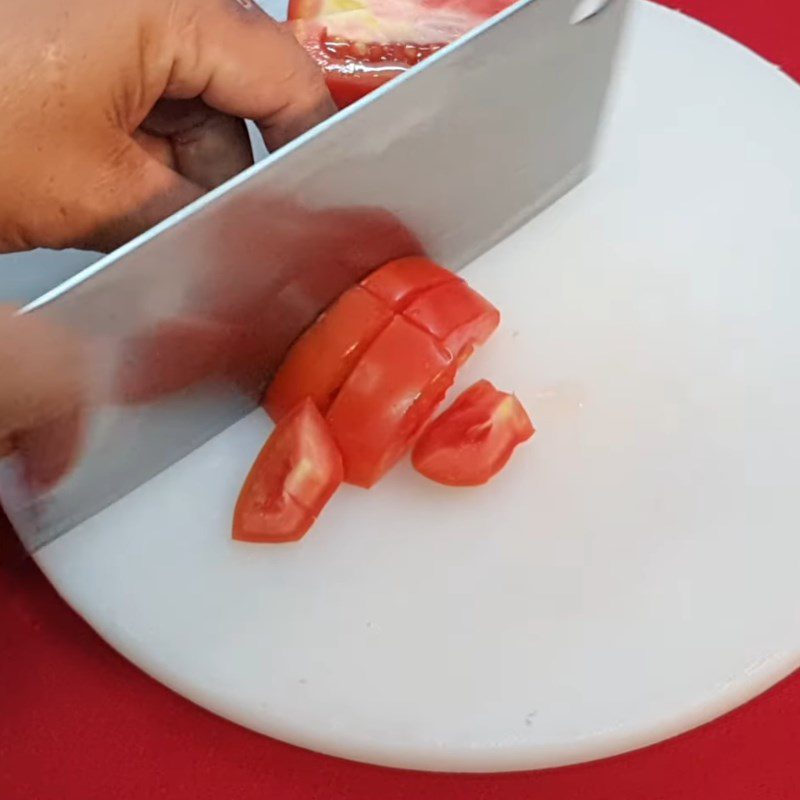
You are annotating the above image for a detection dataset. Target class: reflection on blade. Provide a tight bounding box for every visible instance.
[2,0,629,550]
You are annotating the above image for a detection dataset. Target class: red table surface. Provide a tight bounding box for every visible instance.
[1,2,798,798]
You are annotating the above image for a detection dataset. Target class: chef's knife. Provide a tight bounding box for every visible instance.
[1,0,629,551]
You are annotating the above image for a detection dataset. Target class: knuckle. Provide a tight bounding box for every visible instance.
[288,59,334,116]
[161,0,207,95]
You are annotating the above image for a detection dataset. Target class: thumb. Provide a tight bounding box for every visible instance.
[164,0,335,151]
[0,308,88,491]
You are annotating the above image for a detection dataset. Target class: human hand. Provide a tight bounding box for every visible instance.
[0,308,87,490]
[0,0,335,253]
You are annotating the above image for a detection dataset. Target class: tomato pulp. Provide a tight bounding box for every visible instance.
[288,0,514,107]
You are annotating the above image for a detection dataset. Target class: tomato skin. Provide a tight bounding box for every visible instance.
[412,380,534,486]
[403,280,500,360]
[360,257,459,311]
[325,73,384,110]
[263,286,393,422]
[326,316,455,487]
[233,399,344,543]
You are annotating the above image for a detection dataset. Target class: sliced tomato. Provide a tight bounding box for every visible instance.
[288,0,513,108]
[326,315,455,487]
[360,256,459,311]
[233,399,343,543]
[403,280,500,361]
[412,379,534,486]
[263,286,394,421]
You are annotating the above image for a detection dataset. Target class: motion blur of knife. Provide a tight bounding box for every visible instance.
[0,0,628,551]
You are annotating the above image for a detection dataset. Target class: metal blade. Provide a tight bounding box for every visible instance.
[2,0,629,551]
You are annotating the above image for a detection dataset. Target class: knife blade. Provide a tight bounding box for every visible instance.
[2,0,629,551]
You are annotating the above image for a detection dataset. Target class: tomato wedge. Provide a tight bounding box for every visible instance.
[403,280,500,361]
[360,256,459,311]
[288,0,513,108]
[327,315,455,487]
[264,286,394,421]
[412,380,534,486]
[233,399,344,543]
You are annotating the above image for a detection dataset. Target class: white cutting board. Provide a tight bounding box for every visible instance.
[29,2,800,772]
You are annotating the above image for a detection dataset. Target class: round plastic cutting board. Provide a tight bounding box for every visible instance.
[33,1,800,772]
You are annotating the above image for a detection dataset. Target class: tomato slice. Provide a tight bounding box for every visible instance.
[288,0,513,108]
[412,380,534,486]
[403,280,500,361]
[326,315,456,487]
[360,256,459,311]
[233,399,344,543]
[263,286,394,421]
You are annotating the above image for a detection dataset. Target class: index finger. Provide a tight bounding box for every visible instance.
[162,0,336,151]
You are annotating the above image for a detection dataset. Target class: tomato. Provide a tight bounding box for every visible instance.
[403,280,500,361]
[360,256,459,311]
[288,0,514,108]
[412,379,534,486]
[326,315,455,487]
[233,399,344,543]
[263,286,393,421]
[289,19,416,109]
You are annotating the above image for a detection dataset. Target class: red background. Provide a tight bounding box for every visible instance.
[2,2,799,798]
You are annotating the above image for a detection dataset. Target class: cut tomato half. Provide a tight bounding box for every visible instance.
[263,286,394,421]
[403,280,500,361]
[326,315,456,487]
[412,379,534,486]
[360,256,459,311]
[233,399,344,543]
[288,0,513,108]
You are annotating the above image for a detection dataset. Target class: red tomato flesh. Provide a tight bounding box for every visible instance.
[412,379,534,486]
[263,286,393,421]
[326,315,456,487]
[403,280,500,361]
[288,0,514,108]
[291,20,438,109]
[233,399,344,543]
[360,256,459,311]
